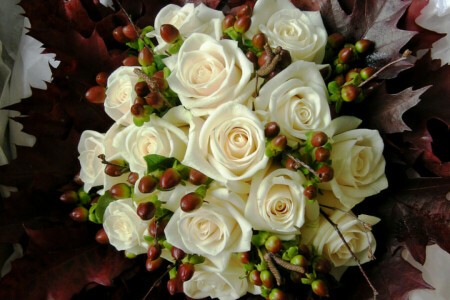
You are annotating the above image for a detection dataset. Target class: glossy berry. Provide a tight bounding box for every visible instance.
[327,32,345,49]
[311,279,329,297]
[179,263,195,281]
[315,147,331,162]
[110,183,131,199]
[249,270,262,286]
[290,255,308,268]
[138,47,154,67]
[160,24,180,43]
[355,39,373,53]
[180,192,203,212]
[299,244,311,259]
[303,185,317,200]
[338,47,354,63]
[145,92,165,109]
[317,165,334,182]
[258,51,270,67]
[95,72,109,87]
[345,68,362,82]
[360,67,376,80]
[152,71,168,90]
[265,235,282,253]
[310,131,328,147]
[60,191,79,204]
[85,86,106,104]
[147,244,162,260]
[134,81,150,97]
[188,168,208,185]
[95,228,109,244]
[260,270,274,289]
[285,157,298,171]
[122,56,140,66]
[271,135,287,151]
[246,51,257,64]
[238,252,251,264]
[146,257,163,272]
[265,122,280,138]
[268,288,286,300]
[113,26,128,43]
[341,84,361,102]
[252,33,266,50]
[234,15,251,34]
[222,14,236,31]
[130,103,144,117]
[149,219,167,238]
[279,49,292,68]
[167,278,177,295]
[137,202,156,220]
[70,207,88,222]
[138,175,158,193]
[104,159,126,177]
[333,74,345,86]
[267,70,280,81]
[160,168,181,190]
[237,4,252,17]
[127,172,139,185]
[122,24,139,40]
[314,257,332,273]
[171,246,186,261]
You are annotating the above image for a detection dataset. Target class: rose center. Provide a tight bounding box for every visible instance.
[112,219,133,242]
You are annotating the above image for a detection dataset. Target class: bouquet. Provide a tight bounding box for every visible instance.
[0,0,448,300]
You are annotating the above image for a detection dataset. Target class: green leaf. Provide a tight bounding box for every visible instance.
[94,191,117,223]
[154,55,168,70]
[88,203,101,224]
[144,154,176,173]
[126,40,139,50]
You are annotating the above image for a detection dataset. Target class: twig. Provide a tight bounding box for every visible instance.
[263,252,282,286]
[268,252,306,274]
[98,154,130,173]
[320,209,378,299]
[358,50,412,88]
[286,153,321,180]
[319,204,375,260]
[142,264,174,300]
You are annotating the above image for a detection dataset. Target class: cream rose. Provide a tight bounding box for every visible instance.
[164,187,252,270]
[320,117,389,209]
[164,33,254,116]
[305,191,379,267]
[148,3,224,54]
[248,0,327,63]
[183,102,268,190]
[103,198,149,255]
[104,66,140,125]
[255,61,330,145]
[112,107,198,173]
[245,164,320,240]
[78,130,105,192]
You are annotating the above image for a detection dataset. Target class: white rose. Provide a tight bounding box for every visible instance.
[248,0,327,63]
[255,61,330,145]
[112,106,199,173]
[183,256,250,300]
[103,198,149,255]
[320,117,389,209]
[245,163,320,240]
[164,187,252,270]
[305,191,379,267]
[104,66,140,125]
[183,102,268,191]
[148,3,224,54]
[78,130,105,192]
[164,33,254,116]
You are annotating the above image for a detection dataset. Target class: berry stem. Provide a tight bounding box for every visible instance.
[142,264,174,300]
[268,252,306,274]
[319,204,375,260]
[97,154,130,174]
[263,252,282,286]
[320,209,378,299]
[286,153,321,180]
[358,49,412,88]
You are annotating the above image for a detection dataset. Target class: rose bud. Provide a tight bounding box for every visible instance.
[110,183,132,199]
[222,14,236,31]
[188,168,208,185]
[159,168,181,190]
[138,47,154,66]
[234,15,251,34]
[252,32,266,50]
[310,131,328,147]
[122,56,140,66]
[122,24,139,40]
[70,207,88,222]
[112,26,128,43]
[60,190,79,204]
[180,192,203,212]
[95,228,109,244]
[138,175,158,194]
[137,202,156,220]
[160,24,180,43]
[316,165,334,182]
[85,86,106,104]
[95,72,109,87]
[146,257,163,272]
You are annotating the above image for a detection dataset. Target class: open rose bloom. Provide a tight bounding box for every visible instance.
[76,1,389,299]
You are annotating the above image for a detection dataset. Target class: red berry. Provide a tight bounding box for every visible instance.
[267,70,280,81]
[60,191,79,204]
[179,263,195,282]
[317,165,334,182]
[299,244,311,259]
[171,246,186,261]
[268,288,286,300]
[265,122,280,138]
[145,92,165,109]
[85,86,106,104]
[311,279,329,297]
[222,14,236,31]
[95,228,109,244]
[90,197,99,206]
[260,270,274,289]
[246,51,257,64]
[95,72,109,87]
[137,202,156,220]
[271,135,287,151]
[333,74,345,86]
[138,175,157,193]
[133,96,145,105]
[315,147,330,162]
[159,168,181,190]
[314,257,332,273]
[127,172,139,185]
[237,4,252,17]
[355,39,373,53]
[110,183,131,199]
[70,207,88,222]
[130,103,144,117]
[138,47,154,66]
[258,51,270,67]
[360,67,376,80]
[290,255,308,268]
[122,56,140,66]
[122,24,139,40]
[188,168,208,185]
[265,235,282,253]
[341,84,361,102]
[285,157,297,171]
[147,244,162,260]
[279,49,291,68]
[160,24,180,43]
[149,219,167,238]
[73,172,83,185]
[252,33,266,50]
[338,47,354,63]
[167,278,177,295]
[152,72,168,91]
[303,185,317,200]
[239,252,251,264]
[327,32,345,49]
[310,132,328,147]
[113,26,129,43]
[134,81,150,97]
[234,15,251,33]
[146,257,163,272]
[249,270,262,286]
[180,192,203,212]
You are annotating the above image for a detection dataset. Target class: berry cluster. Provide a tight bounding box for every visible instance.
[324,33,379,113]
[242,232,333,299]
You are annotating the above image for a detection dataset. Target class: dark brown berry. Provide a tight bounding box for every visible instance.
[258,51,270,67]
[338,47,354,63]
[246,51,257,64]
[113,26,129,43]
[137,202,156,220]
[279,49,291,68]
[138,175,157,194]
[188,168,208,185]
[252,33,266,50]
[70,207,88,222]
[265,122,280,138]
[180,192,203,212]
[149,219,167,238]
[85,86,106,104]
[145,92,165,109]
[134,81,150,97]
[303,185,317,200]
[122,56,140,66]
[159,168,181,190]
[127,172,139,185]
[146,257,163,272]
[222,14,236,31]
[314,257,332,273]
[60,191,79,204]
[147,244,162,260]
[234,15,251,33]
[130,103,144,117]
[310,132,328,147]
[327,33,345,49]
[315,147,330,162]
[317,165,334,182]
[96,72,109,87]
[179,263,195,281]
[285,157,297,171]
[237,4,252,17]
[122,24,139,40]
[160,24,180,43]
[171,246,186,261]
[95,228,109,244]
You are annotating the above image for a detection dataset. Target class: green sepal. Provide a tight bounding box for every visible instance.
[243,263,255,272]
[124,251,137,259]
[126,40,139,50]
[78,187,91,206]
[144,235,155,243]
[327,81,341,95]
[256,260,268,272]
[175,164,190,180]
[168,39,183,55]
[88,203,101,224]
[224,27,240,40]
[144,154,177,173]
[169,266,178,279]
[282,252,291,261]
[301,277,314,285]
[287,246,299,259]
[334,99,343,114]
[261,286,271,298]
[163,67,171,78]
[133,114,150,126]
[154,55,168,70]
[162,240,172,251]
[142,64,157,77]
[194,185,207,199]
[189,255,205,265]
[251,231,270,247]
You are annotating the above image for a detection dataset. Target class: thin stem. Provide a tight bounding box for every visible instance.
[319,204,375,260]
[358,50,412,88]
[320,209,378,299]
[286,153,321,180]
[97,154,130,174]
[263,252,282,286]
[142,264,174,300]
[268,252,306,274]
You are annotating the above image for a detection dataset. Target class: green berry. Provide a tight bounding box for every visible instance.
[290,255,308,268]
[249,270,262,286]
[355,39,373,53]
[260,270,274,289]
[341,85,361,102]
[312,279,329,297]
[360,67,376,80]
[265,235,282,253]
